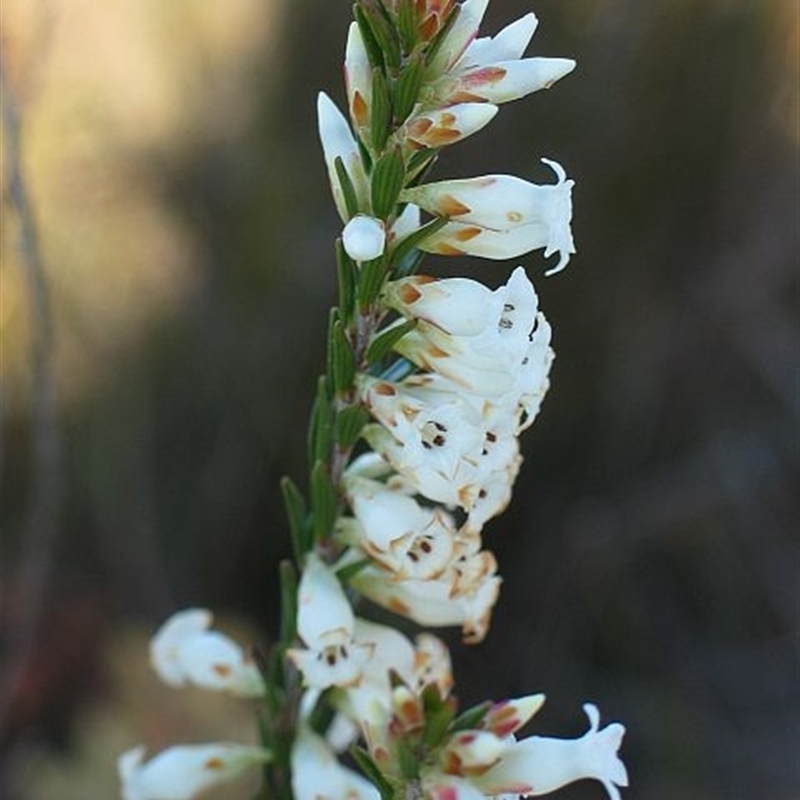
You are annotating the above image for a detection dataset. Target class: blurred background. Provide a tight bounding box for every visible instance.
[1,0,797,798]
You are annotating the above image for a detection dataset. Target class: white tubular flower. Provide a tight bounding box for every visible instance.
[427,8,574,105]
[473,704,629,800]
[516,312,554,432]
[340,476,457,580]
[287,553,372,689]
[426,0,491,76]
[413,633,454,697]
[463,451,522,535]
[460,11,540,66]
[342,214,386,261]
[383,274,502,336]
[149,609,263,697]
[405,103,499,148]
[388,268,549,400]
[350,559,501,643]
[402,160,575,273]
[119,743,270,800]
[337,618,418,732]
[344,22,372,132]
[291,727,380,800]
[317,92,369,222]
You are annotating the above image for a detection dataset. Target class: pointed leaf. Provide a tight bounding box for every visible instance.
[334,404,370,449]
[311,460,338,542]
[393,50,425,124]
[350,746,395,800]
[331,317,357,396]
[370,67,392,152]
[366,318,417,364]
[334,156,361,220]
[371,146,405,219]
[356,0,401,69]
[336,239,358,324]
[354,4,385,70]
[357,254,388,308]
[281,476,310,563]
[279,559,299,643]
[390,214,449,264]
[450,700,493,733]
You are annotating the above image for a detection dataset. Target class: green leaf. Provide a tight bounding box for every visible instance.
[356,0,401,70]
[353,3,385,70]
[390,214,449,265]
[278,559,298,643]
[350,746,395,800]
[450,700,493,733]
[310,460,338,542]
[335,556,371,583]
[357,255,388,308]
[280,476,310,563]
[336,240,358,325]
[330,318,356,397]
[370,146,405,220]
[396,733,419,780]
[406,147,437,178]
[307,690,337,737]
[424,702,456,748]
[366,318,417,364]
[308,375,334,464]
[334,404,370,449]
[396,0,419,54]
[370,67,392,152]
[334,156,361,220]
[393,50,425,124]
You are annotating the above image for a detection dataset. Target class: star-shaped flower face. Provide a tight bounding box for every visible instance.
[288,553,373,689]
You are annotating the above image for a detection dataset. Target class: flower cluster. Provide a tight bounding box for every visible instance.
[119,2,628,799]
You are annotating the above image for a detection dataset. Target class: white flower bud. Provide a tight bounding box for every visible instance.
[149,609,264,697]
[119,743,270,800]
[342,214,386,261]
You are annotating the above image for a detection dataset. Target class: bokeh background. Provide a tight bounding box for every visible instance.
[1,0,797,798]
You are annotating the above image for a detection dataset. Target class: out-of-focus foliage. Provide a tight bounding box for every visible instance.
[1,1,797,799]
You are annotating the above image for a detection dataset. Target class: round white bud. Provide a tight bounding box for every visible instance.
[342,214,386,262]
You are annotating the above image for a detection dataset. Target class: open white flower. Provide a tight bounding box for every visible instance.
[149,609,263,697]
[387,267,548,399]
[403,160,575,273]
[292,727,379,800]
[119,743,270,800]
[425,0,491,77]
[359,375,486,483]
[473,704,629,800]
[339,476,457,580]
[287,553,372,689]
[425,4,575,111]
[350,555,501,643]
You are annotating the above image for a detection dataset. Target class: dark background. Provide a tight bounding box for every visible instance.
[2,0,797,798]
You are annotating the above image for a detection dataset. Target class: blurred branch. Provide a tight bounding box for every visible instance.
[0,56,63,731]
